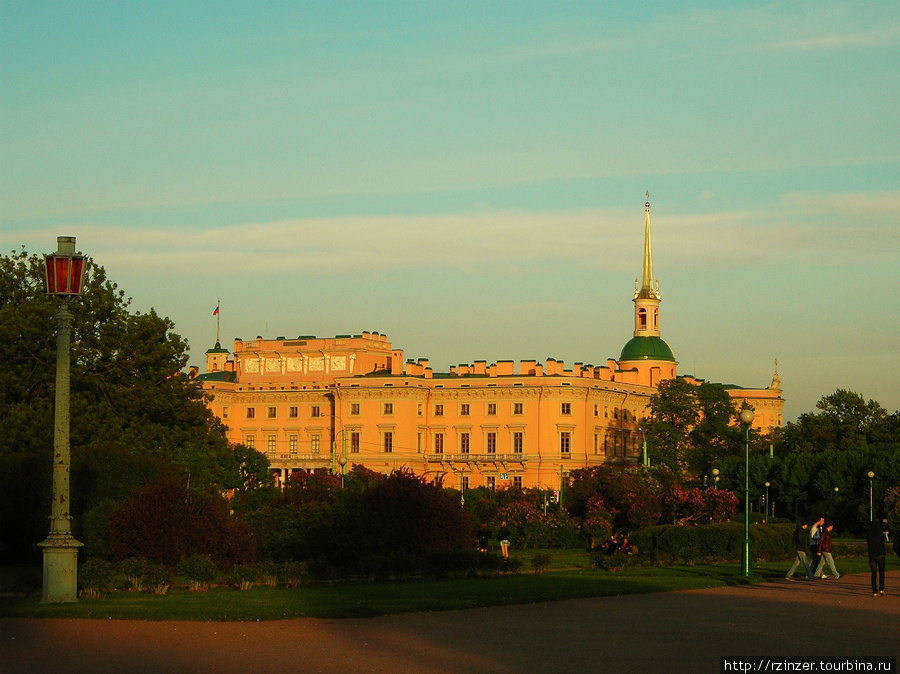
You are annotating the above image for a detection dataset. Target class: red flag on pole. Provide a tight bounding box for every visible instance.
[213,305,219,316]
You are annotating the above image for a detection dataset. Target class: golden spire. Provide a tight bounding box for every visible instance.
[635,191,660,300]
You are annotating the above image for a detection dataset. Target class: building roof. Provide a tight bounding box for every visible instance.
[618,336,676,362]
[195,371,237,383]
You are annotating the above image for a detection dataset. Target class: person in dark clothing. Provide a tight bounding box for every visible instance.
[477,523,491,553]
[867,518,889,597]
[785,522,812,580]
[813,522,840,579]
[498,521,511,559]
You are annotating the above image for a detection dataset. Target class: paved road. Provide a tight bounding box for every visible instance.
[2,571,898,673]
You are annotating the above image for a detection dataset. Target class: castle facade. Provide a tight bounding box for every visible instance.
[196,198,783,489]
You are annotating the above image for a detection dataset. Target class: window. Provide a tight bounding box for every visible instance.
[289,435,298,454]
[311,405,321,418]
[310,434,321,454]
[513,476,523,489]
[289,406,298,418]
[460,403,470,416]
[487,476,496,491]
[486,403,497,416]
[383,431,393,453]
[560,432,571,455]
[267,406,277,419]
[383,402,393,415]
[417,403,423,416]
[222,406,229,419]
[434,404,444,416]
[486,432,497,454]
[434,432,444,454]
[513,402,523,415]
[593,404,599,417]
[266,435,276,454]
[245,435,256,449]
[246,407,256,419]
[460,476,469,491]
[561,402,571,415]
[460,432,470,454]
[513,431,523,454]
[350,431,360,454]
[639,307,648,330]
[349,403,360,416]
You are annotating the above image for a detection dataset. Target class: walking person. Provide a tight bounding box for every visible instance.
[867,518,889,597]
[785,521,813,581]
[809,516,824,574]
[812,521,840,580]
[498,520,511,560]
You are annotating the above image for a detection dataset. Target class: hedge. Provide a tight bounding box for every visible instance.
[630,523,793,564]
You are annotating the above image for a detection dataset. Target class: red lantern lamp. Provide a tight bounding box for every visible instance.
[44,236,86,296]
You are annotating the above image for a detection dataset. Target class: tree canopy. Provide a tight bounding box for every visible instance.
[0,247,242,562]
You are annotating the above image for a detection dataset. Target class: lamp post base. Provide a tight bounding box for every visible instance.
[38,534,83,603]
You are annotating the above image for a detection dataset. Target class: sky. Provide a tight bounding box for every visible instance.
[1,1,898,422]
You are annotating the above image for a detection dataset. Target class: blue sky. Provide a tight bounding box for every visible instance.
[2,1,898,421]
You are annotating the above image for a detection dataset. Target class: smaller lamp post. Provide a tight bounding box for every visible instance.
[39,236,87,603]
[712,468,719,490]
[739,407,754,577]
[867,471,875,522]
[764,482,770,524]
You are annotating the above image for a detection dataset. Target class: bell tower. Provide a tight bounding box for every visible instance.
[633,191,661,338]
[618,193,677,387]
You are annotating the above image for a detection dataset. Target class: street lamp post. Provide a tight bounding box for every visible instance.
[764,482,770,524]
[868,471,875,522]
[740,408,754,577]
[712,468,719,490]
[38,236,87,603]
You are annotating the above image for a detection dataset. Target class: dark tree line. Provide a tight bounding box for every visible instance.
[641,378,900,534]
[0,248,251,563]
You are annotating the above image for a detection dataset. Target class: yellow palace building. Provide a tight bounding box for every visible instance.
[195,197,783,490]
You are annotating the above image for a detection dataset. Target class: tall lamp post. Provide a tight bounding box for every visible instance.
[764,482,770,524]
[868,471,875,522]
[740,408,754,577]
[38,236,87,603]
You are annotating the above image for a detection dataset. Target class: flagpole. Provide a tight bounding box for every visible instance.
[215,299,220,346]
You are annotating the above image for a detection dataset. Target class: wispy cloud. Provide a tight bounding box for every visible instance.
[4,191,898,279]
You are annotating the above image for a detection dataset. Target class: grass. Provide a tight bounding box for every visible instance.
[3,549,897,622]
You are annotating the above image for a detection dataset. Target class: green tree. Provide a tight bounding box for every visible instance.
[643,378,742,476]
[0,247,237,562]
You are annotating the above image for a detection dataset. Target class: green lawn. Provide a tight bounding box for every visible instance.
[3,550,897,622]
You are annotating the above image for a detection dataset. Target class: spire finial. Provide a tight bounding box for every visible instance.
[638,192,658,298]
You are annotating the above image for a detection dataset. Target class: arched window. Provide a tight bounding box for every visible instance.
[638,308,647,329]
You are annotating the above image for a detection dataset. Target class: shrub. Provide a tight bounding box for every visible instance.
[531,552,551,574]
[120,557,150,592]
[502,557,523,574]
[591,550,632,571]
[108,478,255,569]
[78,558,116,599]
[631,523,793,564]
[230,563,258,591]
[258,561,280,588]
[146,563,174,595]
[178,554,219,592]
[282,561,306,589]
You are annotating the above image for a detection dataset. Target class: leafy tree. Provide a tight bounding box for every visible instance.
[0,248,238,562]
[782,389,892,453]
[642,377,743,476]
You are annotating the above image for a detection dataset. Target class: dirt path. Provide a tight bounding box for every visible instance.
[2,571,898,673]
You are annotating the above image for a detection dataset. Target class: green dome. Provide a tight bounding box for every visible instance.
[619,336,676,362]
